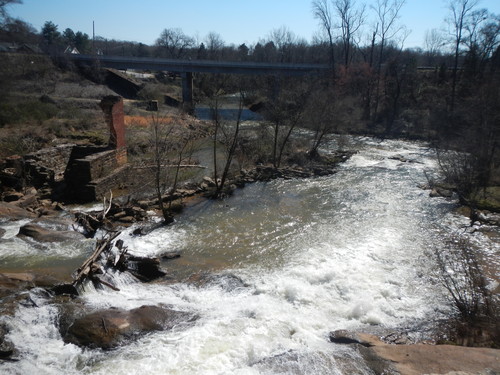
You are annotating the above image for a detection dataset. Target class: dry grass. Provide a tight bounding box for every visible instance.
[125,115,176,128]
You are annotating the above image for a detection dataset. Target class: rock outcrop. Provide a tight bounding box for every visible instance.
[62,305,194,349]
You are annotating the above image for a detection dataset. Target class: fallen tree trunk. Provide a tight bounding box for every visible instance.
[72,231,121,291]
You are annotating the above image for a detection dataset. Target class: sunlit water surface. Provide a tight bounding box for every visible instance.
[1,137,497,374]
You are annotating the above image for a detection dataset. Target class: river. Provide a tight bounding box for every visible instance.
[0,136,496,374]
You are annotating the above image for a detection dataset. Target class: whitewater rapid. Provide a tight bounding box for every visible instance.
[2,137,495,374]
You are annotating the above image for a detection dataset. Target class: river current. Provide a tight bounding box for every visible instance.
[1,137,496,374]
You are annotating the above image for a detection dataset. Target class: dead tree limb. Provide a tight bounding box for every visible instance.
[72,232,120,288]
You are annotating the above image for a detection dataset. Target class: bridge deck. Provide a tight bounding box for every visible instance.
[70,54,330,76]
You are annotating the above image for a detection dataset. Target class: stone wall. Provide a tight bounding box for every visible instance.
[0,96,130,203]
[64,147,129,201]
[89,165,129,201]
[24,144,75,187]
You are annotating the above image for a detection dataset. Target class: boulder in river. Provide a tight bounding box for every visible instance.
[125,256,167,281]
[63,305,195,349]
[0,202,36,220]
[17,223,85,242]
[0,322,16,360]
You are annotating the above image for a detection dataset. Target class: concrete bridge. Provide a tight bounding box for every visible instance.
[69,54,330,110]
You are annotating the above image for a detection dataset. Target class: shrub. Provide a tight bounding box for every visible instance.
[0,100,58,126]
[0,133,46,158]
[433,235,499,346]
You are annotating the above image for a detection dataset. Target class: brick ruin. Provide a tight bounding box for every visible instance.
[0,96,130,202]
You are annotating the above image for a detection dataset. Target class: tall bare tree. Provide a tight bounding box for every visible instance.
[263,77,312,168]
[128,115,197,223]
[371,0,406,119]
[476,15,500,65]
[335,0,366,66]
[268,26,297,63]
[203,74,245,198]
[305,85,338,157]
[424,28,445,65]
[312,0,336,68]
[205,31,225,60]
[216,91,244,197]
[446,0,480,112]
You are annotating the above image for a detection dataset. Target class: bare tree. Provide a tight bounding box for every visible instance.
[149,115,176,222]
[312,0,336,68]
[371,0,407,119]
[216,92,244,197]
[433,235,495,334]
[424,28,445,64]
[446,0,480,112]
[203,74,245,198]
[305,85,339,157]
[155,28,195,59]
[205,31,225,60]
[268,26,297,63]
[0,0,21,23]
[129,115,197,223]
[334,0,366,66]
[476,15,500,65]
[263,78,312,168]
[462,8,489,50]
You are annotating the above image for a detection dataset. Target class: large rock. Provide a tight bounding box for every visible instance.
[17,223,84,242]
[0,322,16,360]
[0,272,70,299]
[126,256,167,281]
[0,202,36,220]
[357,333,500,375]
[63,305,194,349]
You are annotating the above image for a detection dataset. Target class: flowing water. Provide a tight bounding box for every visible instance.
[1,137,497,374]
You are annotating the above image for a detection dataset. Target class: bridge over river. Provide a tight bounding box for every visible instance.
[69,54,330,110]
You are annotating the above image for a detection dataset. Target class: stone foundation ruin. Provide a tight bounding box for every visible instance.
[0,96,130,202]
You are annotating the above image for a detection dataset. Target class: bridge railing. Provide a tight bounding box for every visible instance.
[68,54,330,76]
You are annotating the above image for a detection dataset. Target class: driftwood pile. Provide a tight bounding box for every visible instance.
[72,232,122,292]
[67,231,173,295]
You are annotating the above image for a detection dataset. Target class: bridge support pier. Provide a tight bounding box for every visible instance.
[181,72,194,114]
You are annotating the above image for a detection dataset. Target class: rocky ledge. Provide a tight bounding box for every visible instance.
[329,330,500,375]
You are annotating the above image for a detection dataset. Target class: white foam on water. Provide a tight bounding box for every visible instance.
[1,137,496,375]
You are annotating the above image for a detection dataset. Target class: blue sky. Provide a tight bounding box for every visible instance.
[7,0,500,49]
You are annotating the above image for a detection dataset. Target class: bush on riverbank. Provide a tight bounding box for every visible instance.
[434,234,500,348]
